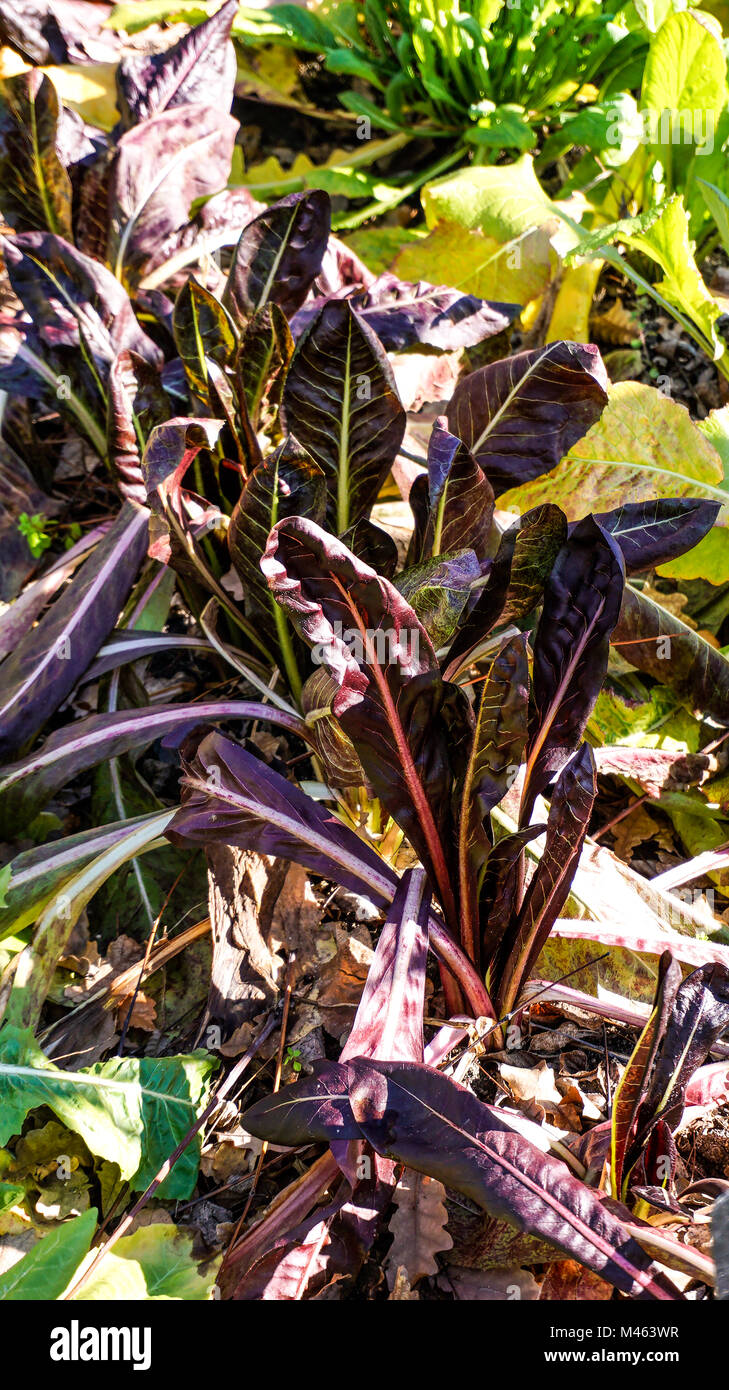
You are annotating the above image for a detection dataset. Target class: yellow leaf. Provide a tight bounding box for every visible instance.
[44,64,119,130]
[546,260,604,344]
[393,221,555,311]
[0,52,118,129]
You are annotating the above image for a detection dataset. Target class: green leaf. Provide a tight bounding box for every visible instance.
[540,95,643,170]
[0,1180,25,1213]
[4,810,174,1029]
[465,105,536,152]
[698,177,729,259]
[699,405,729,478]
[71,1222,219,1299]
[0,1025,216,1198]
[641,10,726,171]
[0,811,168,942]
[0,1208,97,1300]
[396,550,481,648]
[108,2,212,33]
[631,197,727,356]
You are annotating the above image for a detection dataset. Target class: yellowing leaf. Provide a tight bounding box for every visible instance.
[546,261,604,344]
[0,57,120,130]
[239,141,403,203]
[393,221,555,309]
[422,154,562,240]
[236,46,302,105]
[69,1222,218,1300]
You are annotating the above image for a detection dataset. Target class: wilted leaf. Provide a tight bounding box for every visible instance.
[385,1172,453,1288]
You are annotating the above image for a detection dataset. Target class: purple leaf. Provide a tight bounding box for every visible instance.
[0,502,149,758]
[579,498,721,574]
[0,701,308,837]
[243,1057,679,1299]
[1,231,160,367]
[293,273,519,352]
[281,300,406,533]
[172,276,237,407]
[444,504,567,679]
[341,868,430,1064]
[116,0,238,127]
[521,516,624,822]
[356,274,518,351]
[242,1060,361,1145]
[611,953,682,1197]
[0,233,160,450]
[497,744,597,1013]
[107,350,170,505]
[341,517,398,580]
[168,729,400,905]
[235,303,294,437]
[300,667,366,788]
[0,0,117,65]
[109,104,238,288]
[446,342,609,495]
[635,963,729,1147]
[480,824,547,971]
[261,516,459,925]
[347,1060,678,1300]
[457,634,529,968]
[0,522,108,662]
[223,191,331,326]
[228,438,326,693]
[413,418,494,564]
[232,1197,364,1301]
[141,415,226,572]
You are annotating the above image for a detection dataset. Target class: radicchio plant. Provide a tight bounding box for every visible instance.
[0,10,724,1301]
